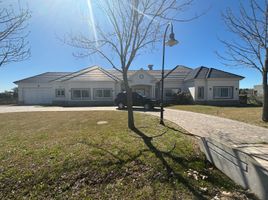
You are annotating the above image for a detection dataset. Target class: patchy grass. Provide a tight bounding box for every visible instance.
[169,105,267,128]
[0,111,256,199]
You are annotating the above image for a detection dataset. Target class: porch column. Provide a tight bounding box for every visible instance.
[152,85,155,98]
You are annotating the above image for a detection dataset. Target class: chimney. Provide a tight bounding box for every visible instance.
[148,64,153,70]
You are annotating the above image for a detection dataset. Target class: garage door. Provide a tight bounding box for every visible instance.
[23,88,53,105]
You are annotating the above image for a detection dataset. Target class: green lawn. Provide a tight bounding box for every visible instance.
[0,111,256,199]
[169,105,267,128]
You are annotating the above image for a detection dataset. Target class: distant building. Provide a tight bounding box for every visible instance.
[240,88,255,96]
[254,85,264,96]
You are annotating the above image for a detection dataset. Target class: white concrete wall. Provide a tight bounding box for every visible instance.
[17,81,121,104]
[184,79,240,102]
[207,79,240,101]
[254,85,263,96]
[164,80,184,89]
[184,80,195,100]
[17,82,54,104]
[194,79,207,101]
[129,70,156,86]
[54,81,121,102]
[128,69,157,98]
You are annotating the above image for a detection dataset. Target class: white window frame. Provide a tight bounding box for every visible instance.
[71,88,91,100]
[55,89,65,98]
[197,87,204,99]
[213,86,233,99]
[93,88,113,99]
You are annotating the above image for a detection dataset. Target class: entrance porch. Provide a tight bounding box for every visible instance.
[131,84,156,98]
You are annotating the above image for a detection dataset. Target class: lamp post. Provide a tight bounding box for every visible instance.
[160,22,178,125]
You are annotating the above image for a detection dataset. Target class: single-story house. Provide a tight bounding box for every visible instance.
[14,65,244,106]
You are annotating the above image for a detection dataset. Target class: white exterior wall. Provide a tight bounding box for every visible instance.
[18,81,121,105]
[254,85,263,96]
[18,82,54,104]
[129,70,156,86]
[53,81,121,102]
[128,70,157,98]
[164,80,184,89]
[194,79,207,101]
[184,81,195,100]
[206,79,240,101]
[184,79,240,102]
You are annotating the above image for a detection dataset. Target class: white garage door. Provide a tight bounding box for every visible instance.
[23,88,53,105]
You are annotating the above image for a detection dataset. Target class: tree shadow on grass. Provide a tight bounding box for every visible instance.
[130,127,209,200]
[76,126,256,200]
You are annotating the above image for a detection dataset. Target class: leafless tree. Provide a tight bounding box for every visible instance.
[0,1,30,67]
[66,0,199,130]
[217,0,268,122]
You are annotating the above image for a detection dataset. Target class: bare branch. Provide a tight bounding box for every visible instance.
[218,0,268,74]
[0,2,31,67]
[63,0,200,129]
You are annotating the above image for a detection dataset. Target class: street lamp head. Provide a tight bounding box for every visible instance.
[166,32,178,47]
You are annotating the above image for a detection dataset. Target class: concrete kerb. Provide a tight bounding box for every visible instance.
[199,137,268,200]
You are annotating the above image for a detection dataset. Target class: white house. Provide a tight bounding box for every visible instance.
[14,65,244,106]
[254,85,264,97]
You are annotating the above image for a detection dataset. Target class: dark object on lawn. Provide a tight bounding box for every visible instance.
[115,92,158,110]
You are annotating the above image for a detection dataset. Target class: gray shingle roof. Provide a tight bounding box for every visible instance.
[184,66,244,81]
[54,66,120,82]
[107,65,192,81]
[208,68,244,79]
[14,72,70,84]
[14,65,244,84]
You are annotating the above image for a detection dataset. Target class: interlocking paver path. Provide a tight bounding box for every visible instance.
[148,108,268,169]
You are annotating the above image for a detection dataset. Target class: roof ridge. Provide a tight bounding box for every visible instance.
[206,68,212,79]
[97,67,121,81]
[14,72,50,84]
[51,65,99,82]
[56,65,100,82]
[176,65,193,70]
[194,66,204,79]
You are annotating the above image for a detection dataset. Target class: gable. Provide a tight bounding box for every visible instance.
[164,66,192,81]
[14,72,70,84]
[129,69,156,85]
[63,68,118,82]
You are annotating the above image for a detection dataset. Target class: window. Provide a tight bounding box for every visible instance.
[165,88,181,98]
[197,87,204,99]
[213,87,233,99]
[56,89,65,97]
[71,89,91,100]
[94,88,112,99]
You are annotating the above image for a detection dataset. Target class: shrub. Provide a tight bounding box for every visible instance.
[239,95,247,105]
[247,95,263,106]
[174,91,194,105]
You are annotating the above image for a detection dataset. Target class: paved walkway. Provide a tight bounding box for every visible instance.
[0,105,267,168]
[0,105,116,113]
[148,108,268,169]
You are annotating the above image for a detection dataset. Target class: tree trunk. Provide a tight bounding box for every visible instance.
[122,71,135,130]
[262,49,268,122]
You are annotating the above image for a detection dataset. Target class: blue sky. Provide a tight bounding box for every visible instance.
[0,0,263,92]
